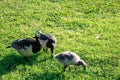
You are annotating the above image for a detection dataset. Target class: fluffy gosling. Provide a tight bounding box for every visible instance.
[55,51,87,72]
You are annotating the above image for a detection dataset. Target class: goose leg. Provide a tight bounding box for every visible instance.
[23,56,28,61]
[50,46,54,58]
[43,48,48,52]
[63,65,68,72]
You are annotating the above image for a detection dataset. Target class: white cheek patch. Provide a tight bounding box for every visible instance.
[35,31,41,37]
[17,45,33,56]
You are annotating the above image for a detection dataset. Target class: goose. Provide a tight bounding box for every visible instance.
[6,36,41,61]
[35,31,56,58]
[55,51,87,72]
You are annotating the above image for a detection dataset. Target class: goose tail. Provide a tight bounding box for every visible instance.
[6,46,12,48]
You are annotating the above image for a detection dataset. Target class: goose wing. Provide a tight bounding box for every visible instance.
[12,38,35,49]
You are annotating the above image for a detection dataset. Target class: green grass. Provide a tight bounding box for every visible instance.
[0,0,120,80]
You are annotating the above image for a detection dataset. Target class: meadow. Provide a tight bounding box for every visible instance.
[0,0,120,80]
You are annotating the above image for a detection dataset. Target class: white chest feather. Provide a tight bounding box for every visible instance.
[39,39,48,48]
[17,45,33,57]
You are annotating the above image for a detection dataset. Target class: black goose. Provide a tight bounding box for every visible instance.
[55,51,87,72]
[6,36,41,61]
[35,31,56,58]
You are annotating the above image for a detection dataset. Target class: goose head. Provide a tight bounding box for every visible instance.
[35,30,42,38]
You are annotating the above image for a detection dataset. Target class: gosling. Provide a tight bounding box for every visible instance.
[55,51,87,72]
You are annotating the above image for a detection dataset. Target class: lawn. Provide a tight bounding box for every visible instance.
[0,0,120,80]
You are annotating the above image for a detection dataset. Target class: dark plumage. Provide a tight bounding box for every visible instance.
[6,36,41,61]
[35,31,56,58]
[55,51,87,72]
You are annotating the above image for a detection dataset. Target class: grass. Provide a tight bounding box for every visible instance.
[0,0,120,80]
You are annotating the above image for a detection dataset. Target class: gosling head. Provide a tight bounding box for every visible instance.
[76,60,87,70]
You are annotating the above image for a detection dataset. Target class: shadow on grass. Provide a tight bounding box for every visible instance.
[0,53,49,76]
[0,54,24,76]
[26,72,65,80]
[83,54,120,79]
[116,77,120,80]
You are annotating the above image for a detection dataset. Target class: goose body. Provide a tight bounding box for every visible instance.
[6,37,41,61]
[55,51,87,71]
[39,34,56,49]
[35,31,56,57]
